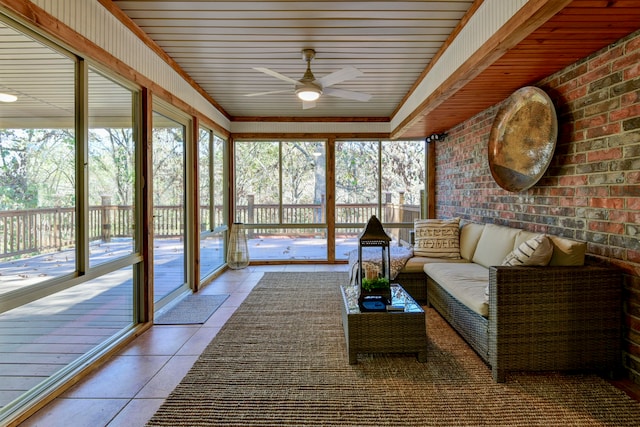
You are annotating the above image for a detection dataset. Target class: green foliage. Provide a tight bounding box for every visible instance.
[361,277,390,292]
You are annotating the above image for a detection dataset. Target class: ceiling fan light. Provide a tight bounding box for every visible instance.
[296,87,321,102]
[0,93,17,103]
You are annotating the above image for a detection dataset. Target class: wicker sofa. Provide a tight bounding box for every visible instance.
[395,221,622,382]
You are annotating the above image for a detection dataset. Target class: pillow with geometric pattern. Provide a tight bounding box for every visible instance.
[502,234,553,266]
[414,218,461,259]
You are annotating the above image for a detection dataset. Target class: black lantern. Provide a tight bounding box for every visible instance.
[358,215,392,311]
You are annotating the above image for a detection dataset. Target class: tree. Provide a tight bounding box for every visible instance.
[89,128,135,206]
[0,128,75,210]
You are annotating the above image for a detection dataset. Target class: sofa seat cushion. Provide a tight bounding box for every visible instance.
[401,256,470,273]
[424,263,489,317]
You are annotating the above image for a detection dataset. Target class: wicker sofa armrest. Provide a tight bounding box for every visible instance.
[487,264,621,382]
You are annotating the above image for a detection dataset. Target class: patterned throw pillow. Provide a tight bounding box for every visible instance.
[502,234,553,266]
[414,218,461,259]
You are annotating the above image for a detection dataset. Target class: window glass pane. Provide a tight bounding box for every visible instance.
[334,141,378,259]
[0,24,76,290]
[198,128,225,279]
[381,140,425,244]
[88,69,135,267]
[335,140,379,224]
[152,112,185,302]
[0,265,134,404]
[213,135,225,229]
[200,231,225,273]
[198,128,211,232]
[248,227,327,260]
[282,141,325,224]
[234,141,279,224]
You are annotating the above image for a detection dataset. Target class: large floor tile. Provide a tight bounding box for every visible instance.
[135,355,199,398]
[62,355,170,399]
[119,326,199,356]
[106,398,165,427]
[176,326,221,356]
[20,398,128,427]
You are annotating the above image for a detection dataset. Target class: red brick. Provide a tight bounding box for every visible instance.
[588,221,624,234]
[586,123,621,139]
[622,91,640,106]
[626,62,640,80]
[550,187,575,197]
[576,186,608,197]
[627,36,640,53]
[609,210,630,223]
[610,104,640,122]
[591,45,623,70]
[629,198,640,210]
[575,114,607,131]
[560,197,588,207]
[578,65,612,86]
[564,85,588,102]
[587,148,622,162]
[629,172,640,184]
[613,50,640,73]
[559,175,588,186]
[589,197,624,209]
[630,250,640,264]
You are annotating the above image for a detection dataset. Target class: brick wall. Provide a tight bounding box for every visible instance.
[436,28,640,382]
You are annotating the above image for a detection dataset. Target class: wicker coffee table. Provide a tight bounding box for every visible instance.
[340,283,427,364]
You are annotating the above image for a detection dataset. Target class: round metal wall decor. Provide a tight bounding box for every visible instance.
[488,86,558,192]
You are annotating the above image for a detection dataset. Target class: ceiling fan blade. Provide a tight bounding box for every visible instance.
[244,89,291,97]
[323,87,371,102]
[318,66,363,88]
[253,67,299,85]
[302,100,316,109]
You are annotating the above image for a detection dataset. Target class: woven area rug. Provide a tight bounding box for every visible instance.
[154,294,228,325]
[148,272,640,426]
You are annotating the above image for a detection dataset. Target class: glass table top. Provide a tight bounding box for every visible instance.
[342,283,423,314]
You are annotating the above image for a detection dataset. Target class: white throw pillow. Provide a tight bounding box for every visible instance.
[502,234,553,266]
[414,218,461,259]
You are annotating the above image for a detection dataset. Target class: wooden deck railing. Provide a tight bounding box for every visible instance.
[1,202,420,259]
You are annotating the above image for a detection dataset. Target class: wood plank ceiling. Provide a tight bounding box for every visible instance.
[3,1,640,138]
[109,1,640,138]
[110,0,475,122]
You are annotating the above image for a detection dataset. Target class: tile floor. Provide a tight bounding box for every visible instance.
[16,263,640,426]
[18,264,348,427]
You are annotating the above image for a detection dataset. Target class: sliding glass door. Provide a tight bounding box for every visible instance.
[234,140,327,261]
[198,127,227,281]
[151,109,188,305]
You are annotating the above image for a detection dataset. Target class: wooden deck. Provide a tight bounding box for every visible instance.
[0,235,358,411]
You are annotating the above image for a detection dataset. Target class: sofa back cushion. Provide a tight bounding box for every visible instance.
[471,223,521,268]
[414,218,461,259]
[548,235,586,266]
[514,230,541,248]
[502,234,553,266]
[460,223,485,261]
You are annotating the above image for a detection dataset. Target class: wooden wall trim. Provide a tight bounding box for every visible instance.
[390,0,485,120]
[191,117,201,293]
[96,0,230,120]
[232,133,390,140]
[0,0,230,138]
[140,88,154,322]
[390,0,572,139]
[232,116,389,123]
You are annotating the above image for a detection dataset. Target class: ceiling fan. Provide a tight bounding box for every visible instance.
[246,49,372,109]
